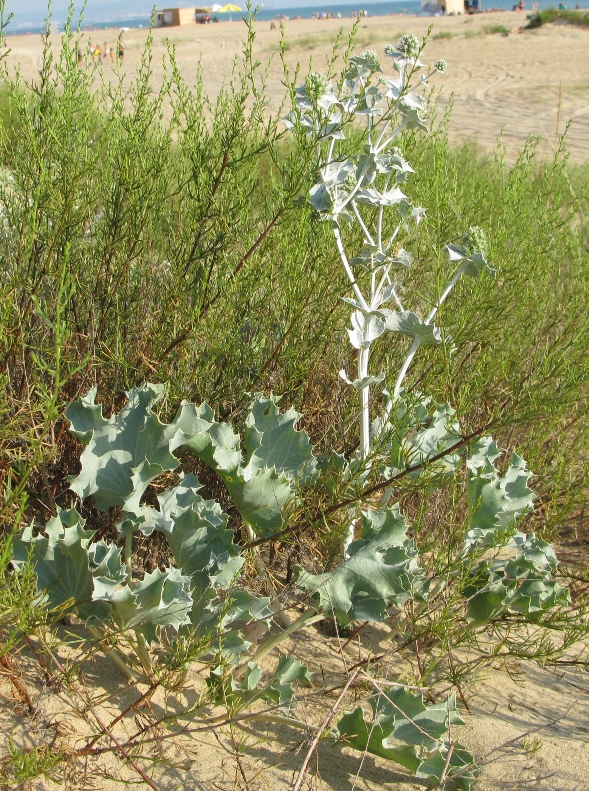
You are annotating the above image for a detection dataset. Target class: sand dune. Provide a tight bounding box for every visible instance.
[4,12,589,162]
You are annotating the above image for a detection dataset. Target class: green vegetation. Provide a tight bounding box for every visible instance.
[0,8,588,791]
[482,23,510,34]
[527,7,589,27]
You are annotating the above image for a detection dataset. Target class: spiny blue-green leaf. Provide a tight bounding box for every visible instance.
[373,689,464,750]
[384,311,444,346]
[463,535,570,626]
[67,384,180,514]
[175,402,241,474]
[374,394,462,481]
[261,655,312,709]
[150,474,238,583]
[207,662,264,708]
[13,508,111,624]
[347,309,388,349]
[110,567,193,644]
[336,707,422,769]
[87,540,127,600]
[354,186,406,207]
[244,394,316,483]
[339,369,385,391]
[464,438,535,549]
[66,387,108,444]
[212,589,274,663]
[295,507,422,625]
[335,688,475,789]
[175,395,316,538]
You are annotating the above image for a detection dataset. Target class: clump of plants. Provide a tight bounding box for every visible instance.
[526,7,589,28]
[10,30,584,791]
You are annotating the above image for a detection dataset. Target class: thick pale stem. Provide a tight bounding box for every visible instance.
[352,201,374,246]
[134,632,153,677]
[233,608,323,678]
[87,624,141,682]
[375,119,408,155]
[342,346,371,556]
[333,226,369,310]
[377,174,392,253]
[393,336,421,400]
[125,532,133,587]
[384,223,401,255]
[358,347,371,459]
[426,267,463,324]
[388,266,465,418]
[244,523,291,629]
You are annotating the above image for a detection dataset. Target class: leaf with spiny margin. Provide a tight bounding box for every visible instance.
[384,311,444,347]
[151,474,239,582]
[336,706,421,770]
[445,243,496,278]
[128,472,245,639]
[335,688,475,789]
[261,656,312,710]
[244,394,316,484]
[12,508,111,624]
[66,384,180,514]
[207,662,264,708]
[295,507,422,626]
[347,309,388,350]
[88,540,127,600]
[175,395,316,538]
[374,394,462,482]
[212,589,274,663]
[463,438,535,550]
[463,535,570,626]
[110,567,193,644]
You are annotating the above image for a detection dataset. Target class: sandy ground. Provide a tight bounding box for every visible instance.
[1,619,588,790]
[3,12,589,162]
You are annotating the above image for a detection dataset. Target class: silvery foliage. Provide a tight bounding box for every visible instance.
[282,35,498,510]
[279,35,569,784]
[13,378,568,788]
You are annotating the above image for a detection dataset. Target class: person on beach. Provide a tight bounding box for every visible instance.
[118,43,125,61]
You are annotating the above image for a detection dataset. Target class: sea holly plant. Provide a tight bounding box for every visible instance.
[283,35,496,551]
[11,38,575,791]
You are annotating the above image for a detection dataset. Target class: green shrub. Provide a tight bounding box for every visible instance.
[527,7,589,28]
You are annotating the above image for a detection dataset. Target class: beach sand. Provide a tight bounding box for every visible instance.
[3,12,589,162]
[1,620,588,790]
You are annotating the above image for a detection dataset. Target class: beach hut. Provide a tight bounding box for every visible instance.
[419,0,466,14]
[155,7,211,26]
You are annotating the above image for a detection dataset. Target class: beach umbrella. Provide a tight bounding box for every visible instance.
[217,3,242,19]
[211,3,223,10]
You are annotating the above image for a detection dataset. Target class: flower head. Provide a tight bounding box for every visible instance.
[305,71,329,102]
[434,59,448,73]
[396,34,420,59]
[361,49,380,71]
[462,226,489,258]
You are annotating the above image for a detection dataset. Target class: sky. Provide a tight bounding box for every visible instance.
[11,1,153,24]
[9,0,337,27]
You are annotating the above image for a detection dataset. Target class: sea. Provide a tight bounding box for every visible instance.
[8,0,589,35]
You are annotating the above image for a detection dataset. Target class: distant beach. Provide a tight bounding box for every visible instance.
[3,10,589,162]
[8,0,589,34]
